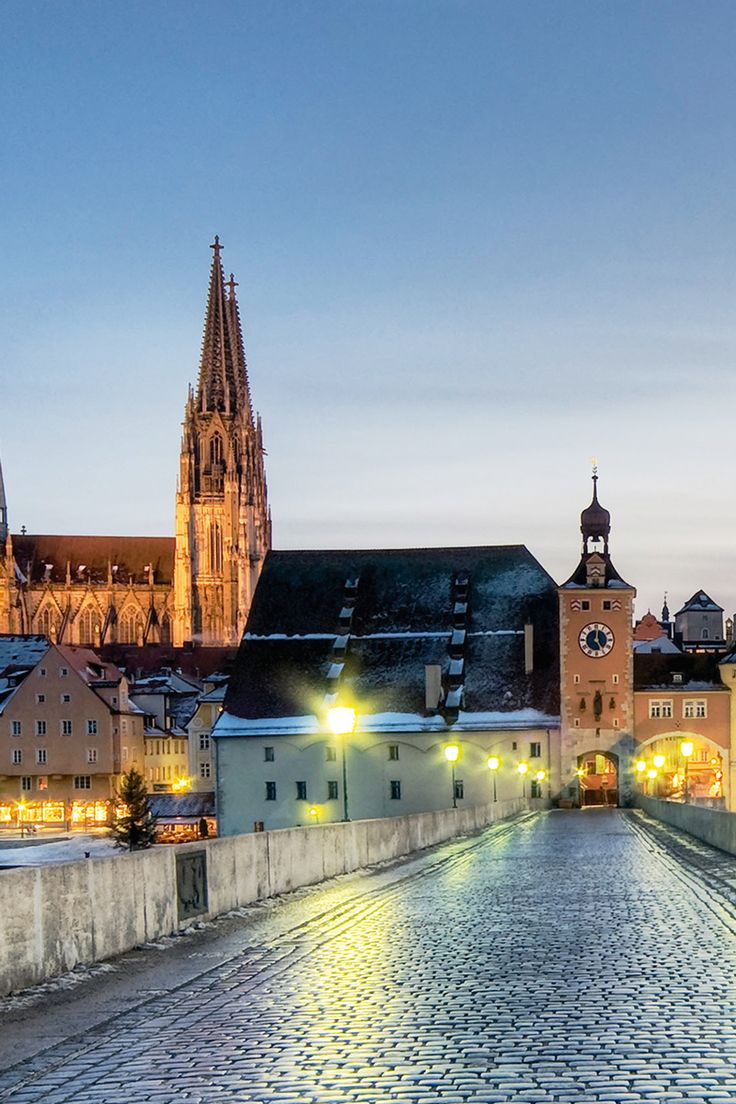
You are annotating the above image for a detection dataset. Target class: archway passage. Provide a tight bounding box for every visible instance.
[578,751,619,807]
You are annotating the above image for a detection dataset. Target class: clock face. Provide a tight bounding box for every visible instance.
[578,622,615,657]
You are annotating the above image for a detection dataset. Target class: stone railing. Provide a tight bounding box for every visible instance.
[0,796,536,997]
[637,795,736,856]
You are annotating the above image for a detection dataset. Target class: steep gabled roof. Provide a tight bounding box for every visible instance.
[675,590,723,616]
[222,546,560,727]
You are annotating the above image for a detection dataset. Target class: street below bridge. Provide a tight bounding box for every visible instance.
[2,809,736,1104]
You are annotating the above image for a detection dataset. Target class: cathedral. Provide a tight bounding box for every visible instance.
[0,239,271,648]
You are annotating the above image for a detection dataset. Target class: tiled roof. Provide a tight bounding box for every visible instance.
[11,534,175,586]
[224,546,560,725]
[675,590,723,615]
[634,651,724,690]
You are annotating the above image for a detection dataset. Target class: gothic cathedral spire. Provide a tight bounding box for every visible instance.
[174,238,271,646]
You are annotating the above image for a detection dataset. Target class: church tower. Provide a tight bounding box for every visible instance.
[558,471,636,806]
[174,238,271,646]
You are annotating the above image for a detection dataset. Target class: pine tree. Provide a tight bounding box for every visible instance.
[111,767,157,851]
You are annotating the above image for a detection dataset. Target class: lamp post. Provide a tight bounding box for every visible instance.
[487,756,500,802]
[681,741,694,802]
[445,744,459,808]
[517,761,529,798]
[328,706,356,822]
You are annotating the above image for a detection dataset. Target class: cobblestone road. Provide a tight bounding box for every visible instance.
[3,809,736,1104]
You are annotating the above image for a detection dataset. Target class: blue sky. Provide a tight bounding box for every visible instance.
[1,1,735,620]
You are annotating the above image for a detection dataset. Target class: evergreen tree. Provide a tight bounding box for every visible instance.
[111,767,156,851]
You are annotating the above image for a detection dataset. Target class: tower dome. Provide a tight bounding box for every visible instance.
[580,472,610,551]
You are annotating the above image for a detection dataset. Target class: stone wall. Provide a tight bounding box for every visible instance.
[637,795,736,856]
[0,796,533,997]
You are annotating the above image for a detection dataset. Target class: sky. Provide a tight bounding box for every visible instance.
[1,0,735,622]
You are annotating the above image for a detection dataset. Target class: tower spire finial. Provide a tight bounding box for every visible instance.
[211,234,222,258]
[226,273,238,297]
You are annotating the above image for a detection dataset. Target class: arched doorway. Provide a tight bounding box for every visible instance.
[577,750,619,807]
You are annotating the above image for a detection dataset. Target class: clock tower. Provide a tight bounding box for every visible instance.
[558,473,636,807]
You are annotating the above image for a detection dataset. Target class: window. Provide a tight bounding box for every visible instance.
[74,776,91,790]
[199,733,210,750]
[327,780,338,800]
[573,674,580,684]
[10,721,21,736]
[35,720,46,737]
[37,776,47,791]
[209,522,223,574]
[87,720,97,735]
[121,720,127,735]
[78,609,98,644]
[122,746,128,763]
[574,719,581,728]
[530,780,542,798]
[21,776,32,791]
[672,672,683,684]
[38,667,46,677]
[530,742,541,758]
[388,744,400,761]
[36,748,48,765]
[59,667,68,678]
[684,699,707,719]
[602,600,612,611]
[61,720,72,736]
[613,719,619,728]
[36,694,45,704]
[11,749,22,765]
[296,781,307,800]
[265,781,277,801]
[581,600,590,611]
[325,746,336,761]
[264,746,275,762]
[87,749,98,764]
[61,693,71,704]
[649,699,673,719]
[390,780,401,800]
[454,780,464,801]
[200,762,211,779]
[702,629,709,640]
[612,674,619,685]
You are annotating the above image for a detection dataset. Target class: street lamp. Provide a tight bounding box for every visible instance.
[681,740,694,802]
[445,744,460,808]
[308,806,319,824]
[328,706,356,822]
[487,756,500,802]
[517,761,529,798]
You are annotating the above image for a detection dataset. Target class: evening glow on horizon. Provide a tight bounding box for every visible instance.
[1,1,735,620]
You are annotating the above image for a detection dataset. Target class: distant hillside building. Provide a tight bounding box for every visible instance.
[0,239,270,649]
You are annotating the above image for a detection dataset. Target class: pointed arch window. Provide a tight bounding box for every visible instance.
[37,606,57,640]
[160,611,172,644]
[78,608,99,645]
[119,609,143,645]
[210,433,223,466]
[209,522,223,574]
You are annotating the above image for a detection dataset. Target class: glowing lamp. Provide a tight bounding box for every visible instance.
[636,760,647,773]
[444,744,459,763]
[328,707,356,736]
[681,741,694,758]
[517,762,529,776]
[653,754,665,769]
[487,756,500,771]
[647,768,658,780]
[535,770,546,781]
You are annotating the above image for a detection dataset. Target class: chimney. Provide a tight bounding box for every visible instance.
[524,623,534,675]
[425,665,442,710]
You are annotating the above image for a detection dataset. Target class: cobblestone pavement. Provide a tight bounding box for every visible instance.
[3,809,736,1104]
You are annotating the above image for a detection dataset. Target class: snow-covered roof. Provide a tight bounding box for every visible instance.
[222,546,560,727]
